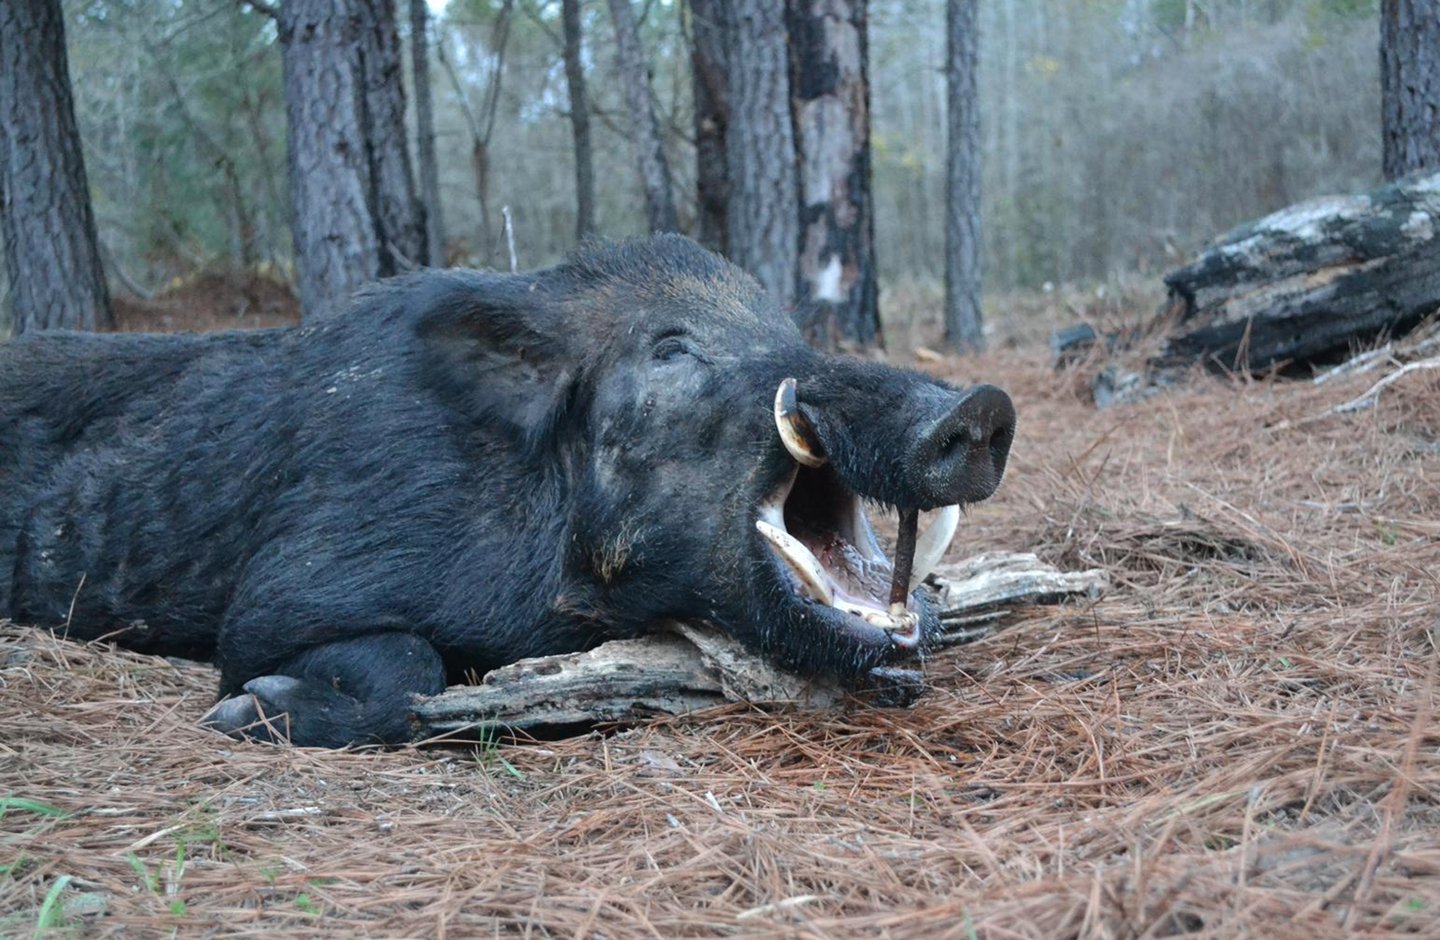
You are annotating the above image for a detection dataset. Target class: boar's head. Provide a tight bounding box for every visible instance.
[416,236,1015,681]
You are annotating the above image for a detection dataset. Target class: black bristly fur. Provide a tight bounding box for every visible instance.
[0,235,1013,747]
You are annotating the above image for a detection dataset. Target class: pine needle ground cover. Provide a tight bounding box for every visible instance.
[2,344,1437,937]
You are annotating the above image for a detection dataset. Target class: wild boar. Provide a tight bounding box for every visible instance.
[0,236,1014,746]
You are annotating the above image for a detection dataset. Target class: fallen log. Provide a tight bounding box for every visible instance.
[1159,172,1440,373]
[411,552,1107,739]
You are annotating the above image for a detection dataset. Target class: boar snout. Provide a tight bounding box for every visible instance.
[907,384,1015,508]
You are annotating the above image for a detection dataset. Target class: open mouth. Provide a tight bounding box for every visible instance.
[754,379,961,649]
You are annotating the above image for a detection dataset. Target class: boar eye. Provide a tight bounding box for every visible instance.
[652,333,695,363]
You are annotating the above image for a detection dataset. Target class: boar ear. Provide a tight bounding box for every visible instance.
[415,272,576,443]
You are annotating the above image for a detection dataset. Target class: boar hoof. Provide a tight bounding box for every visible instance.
[200,692,265,737]
[200,675,306,742]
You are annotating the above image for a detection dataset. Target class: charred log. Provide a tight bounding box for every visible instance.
[1159,172,1440,374]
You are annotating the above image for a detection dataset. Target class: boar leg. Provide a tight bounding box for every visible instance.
[202,632,446,748]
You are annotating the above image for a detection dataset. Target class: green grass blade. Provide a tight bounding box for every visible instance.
[33,874,72,935]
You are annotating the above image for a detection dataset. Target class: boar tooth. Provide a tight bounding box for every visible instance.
[756,519,834,605]
[908,504,960,592]
[834,600,923,648]
[845,495,886,564]
[833,599,894,626]
[774,378,826,467]
[757,464,799,530]
[757,500,786,530]
[887,612,923,649]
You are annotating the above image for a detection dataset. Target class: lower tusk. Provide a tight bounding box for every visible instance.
[909,504,960,591]
[756,519,835,605]
[774,378,826,467]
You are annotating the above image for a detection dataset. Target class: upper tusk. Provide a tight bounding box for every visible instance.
[909,504,960,591]
[774,378,826,467]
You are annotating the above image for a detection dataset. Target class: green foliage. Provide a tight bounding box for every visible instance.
[1315,0,1378,20]
[469,729,527,778]
[1149,0,1375,32]
[1,854,31,877]
[125,852,160,894]
[1148,0,1192,32]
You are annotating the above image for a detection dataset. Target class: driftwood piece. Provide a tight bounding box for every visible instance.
[1159,172,1440,372]
[411,634,731,737]
[929,551,1108,645]
[411,552,1107,738]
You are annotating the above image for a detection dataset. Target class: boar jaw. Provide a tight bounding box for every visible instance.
[754,463,959,650]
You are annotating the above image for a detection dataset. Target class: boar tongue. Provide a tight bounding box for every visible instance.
[888,509,919,608]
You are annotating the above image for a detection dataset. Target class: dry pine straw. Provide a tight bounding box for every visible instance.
[2,348,1439,939]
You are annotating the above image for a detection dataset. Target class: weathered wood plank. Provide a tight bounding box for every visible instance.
[930,551,1107,646]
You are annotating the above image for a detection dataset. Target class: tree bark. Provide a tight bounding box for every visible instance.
[278,0,422,320]
[725,0,800,312]
[357,0,425,273]
[278,0,383,320]
[944,0,984,352]
[1381,0,1440,181]
[411,0,445,266]
[787,0,881,350]
[561,0,596,241]
[688,0,729,254]
[606,0,679,233]
[0,0,112,333]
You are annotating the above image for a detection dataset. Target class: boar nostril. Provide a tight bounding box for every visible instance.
[938,428,972,459]
[988,424,1013,467]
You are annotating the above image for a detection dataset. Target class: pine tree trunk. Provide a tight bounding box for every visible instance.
[788,0,881,350]
[278,0,422,319]
[357,0,424,273]
[1380,0,1440,180]
[944,0,984,352]
[606,0,679,233]
[561,0,596,241]
[689,0,729,254]
[278,0,382,320]
[0,0,111,333]
[725,0,799,312]
[411,0,445,266]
